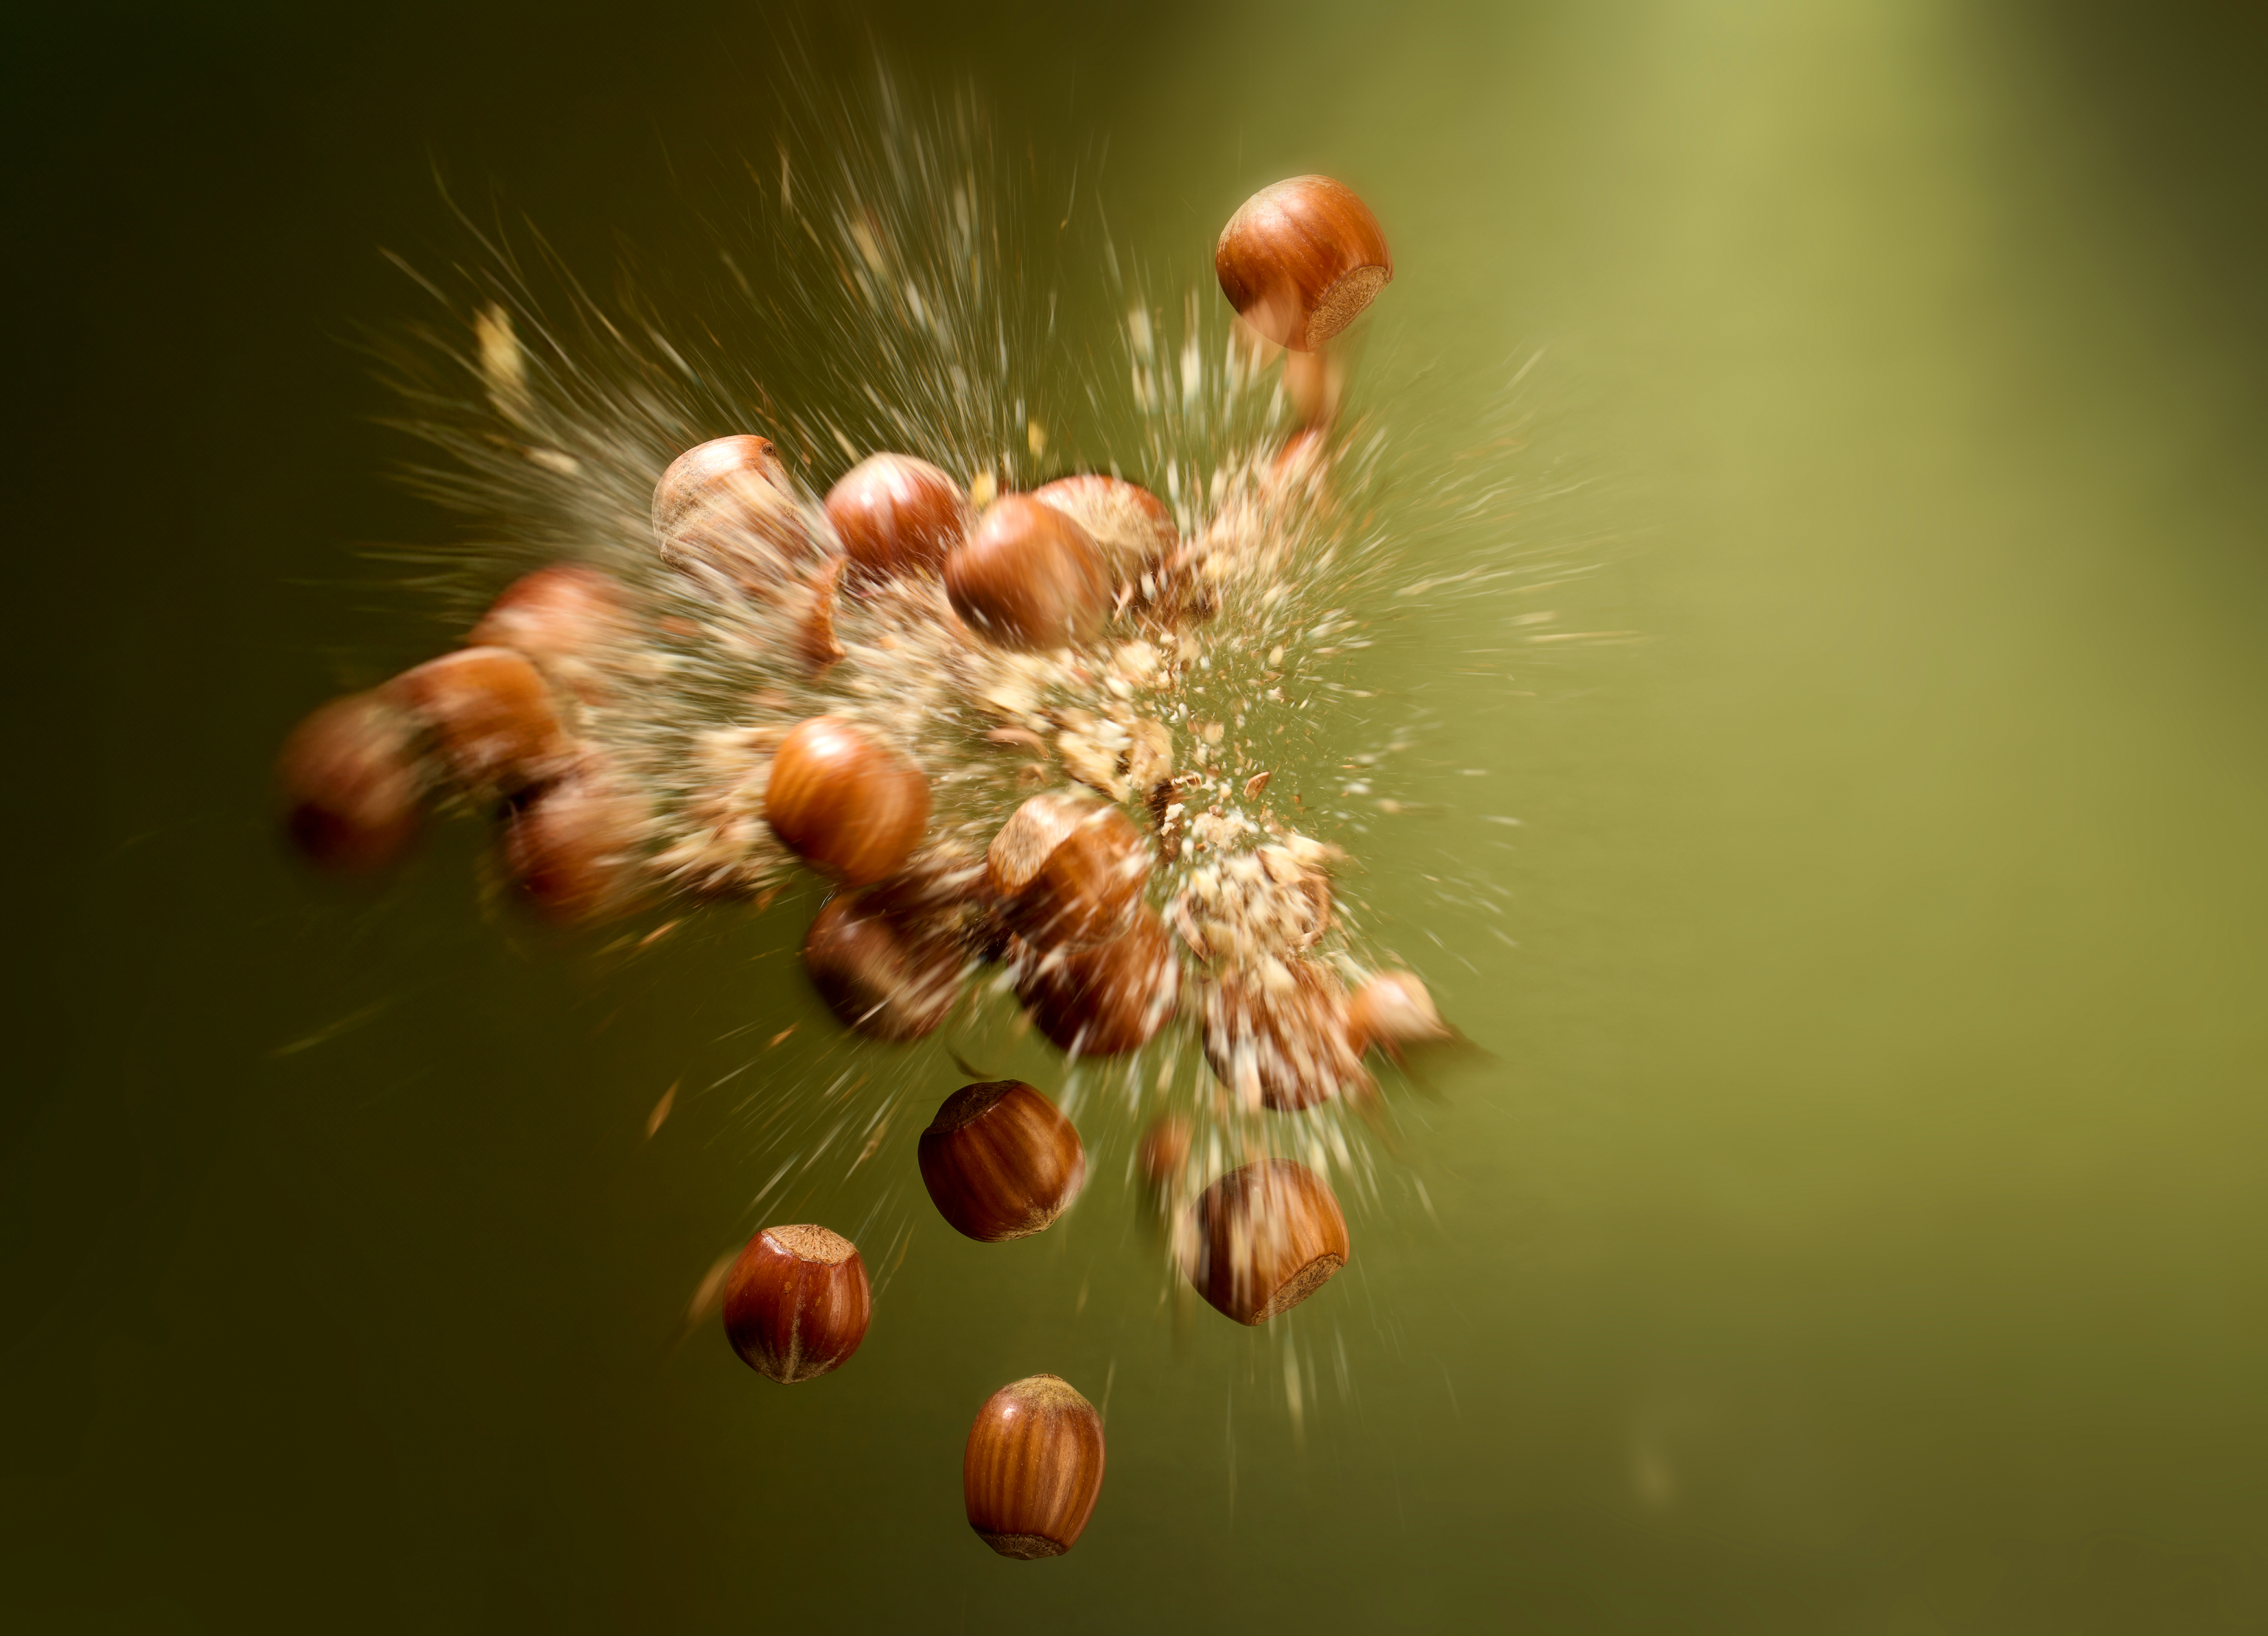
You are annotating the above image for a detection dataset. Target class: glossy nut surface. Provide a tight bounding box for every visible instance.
[1214,176,1393,352]
[964,1374,1105,1559]
[994,797,1150,948]
[918,1081,1085,1243]
[1014,905,1179,1057]
[1030,475,1175,577]
[825,452,969,581]
[763,716,931,885]
[802,889,965,1042]
[1184,1158,1350,1325]
[722,1223,872,1384]
[502,760,649,927]
[275,692,425,872]
[943,495,1110,651]
[1200,959,1365,1112]
[466,563,628,688]
[386,645,567,795]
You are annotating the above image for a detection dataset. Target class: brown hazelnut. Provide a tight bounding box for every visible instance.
[943,495,1110,651]
[1136,1114,1193,1195]
[989,793,1150,948]
[1214,176,1393,352]
[386,645,568,795]
[1013,904,1180,1057]
[721,1223,872,1384]
[465,563,628,694]
[1347,969,1453,1059]
[824,452,970,581]
[964,1374,1105,1558]
[1183,1158,1349,1325]
[652,435,817,592]
[1030,474,1176,578]
[763,716,931,885]
[275,692,426,872]
[801,889,966,1042]
[1199,959,1365,1112]
[502,758,651,927]
[917,1080,1085,1243]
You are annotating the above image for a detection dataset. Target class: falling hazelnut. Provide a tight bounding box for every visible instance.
[824,452,970,581]
[1013,904,1180,1057]
[275,691,426,872]
[1347,969,1453,1060]
[466,563,629,697]
[943,495,1111,651]
[963,1374,1106,1558]
[1183,1158,1349,1325]
[1200,959,1366,1112]
[1030,474,1176,579]
[652,434,817,592]
[917,1080,1085,1242]
[386,645,568,795]
[721,1223,872,1384]
[503,756,651,927]
[1136,1114,1193,1195]
[1214,176,1392,353]
[802,888,966,1041]
[763,716,931,885]
[652,434,791,535]
[989,793,1150,948]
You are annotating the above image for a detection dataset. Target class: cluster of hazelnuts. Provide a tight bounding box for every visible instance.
[279,176,1425,1558]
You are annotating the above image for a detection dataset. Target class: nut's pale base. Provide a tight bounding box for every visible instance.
[1250,1252,1347,1324]
[977,1530,1069,1560]
[1305,265,1391,347]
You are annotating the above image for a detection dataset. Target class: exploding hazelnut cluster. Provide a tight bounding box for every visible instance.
[281,170,1459,1558]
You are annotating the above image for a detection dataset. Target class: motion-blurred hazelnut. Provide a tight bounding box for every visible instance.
[917,1081,1085,1243]
[763,716,931,885]
[825,452,970,581]
[1347,969,1453,1059]
[1030,475,1175,578]
[944,495,1110,651]
[1013,904,1179,1057]
[1136,1114,1193,1195]
[503,758,651,927]
[1184,1158,1349,1325]
[1215,176,1392,352]
[653,434,816,590]
[466,563,628,695]
[721,1223,872,1384]
[964,1374,1105,1558]
[802,889,966,1041]
[386,645,567,795]
[989,793,1150,948]
[1200,959,1365,1112]
[275,692,425,872]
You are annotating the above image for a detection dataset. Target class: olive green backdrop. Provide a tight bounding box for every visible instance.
[4,1,2265,1631]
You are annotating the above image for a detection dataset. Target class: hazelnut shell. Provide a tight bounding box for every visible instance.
[1184,1158,1350,1325]
[964,1374,1106,1558]
[944,495,1110,651]
[722,1224,872,1384]
[763,716,931,885]
[825,452,970,581]
[917,1081,1085,1243]
[1214,176,1392,353]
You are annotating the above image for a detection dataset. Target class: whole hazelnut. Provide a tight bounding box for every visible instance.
[503,758,651,927]
[1347,969,1453,1060]
[721,1223,872,1384]
[1200,959,1365,1112]
[652,434,791,535]
[652,434,818,592]
[1030,474,1176,579]
[824,452,970,581]
[386,645,568,795]
[917,1080,1085,1243]
[275,692,426,872]
[943,495,1110,651]
[802,889,966,1042]
[1183,1158,1349,1325]
[1013,904,1180,1057]
[763,716,931,885]
[466,563,628,695]
[964,1374,1106,1559]
[1214,176,1393,352]
[989,793,1150,948]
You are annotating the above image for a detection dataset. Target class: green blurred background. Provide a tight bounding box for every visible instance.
[5,1,2265,1630]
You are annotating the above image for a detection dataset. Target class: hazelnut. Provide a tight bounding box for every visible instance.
[801,889,966,1042]
[275,692,426,872]
[1200,959,1365,1112]
[1030,474,1176,579]
[1183,1158,1349,1325]
[652,434,818,592]
[917,1080,1085,1243]
[1347,969,1453,1059]
[1214,176,1392,353]
[989,793,1150,948]
[652,434,790,535]
[502,757,652,927]
[1013,904,1179,1057]
[964,1374,1105,1558]
[763,716,931,885]
[721,1223,872,1384]
[386,645,568,795]
[1284,347,1345,432]
[824,452,970,581]
[465,563,628,695]
[1136,1114,1193,1195]
[943,495,1110,651]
